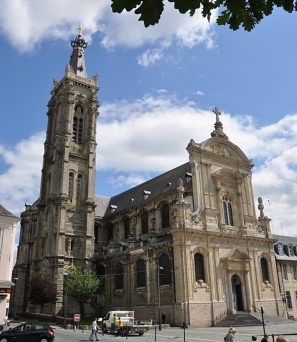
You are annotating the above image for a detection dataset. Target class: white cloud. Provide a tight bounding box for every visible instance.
[0,0,216,58]
[99,95,297,236]
[1,94,296,237]
[0,132,44,215]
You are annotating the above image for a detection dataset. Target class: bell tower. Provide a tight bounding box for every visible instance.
[35,26,99,312]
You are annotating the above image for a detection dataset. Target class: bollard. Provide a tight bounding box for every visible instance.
[155,326,157,341]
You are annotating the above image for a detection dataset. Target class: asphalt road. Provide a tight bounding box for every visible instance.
[53,323,297,342]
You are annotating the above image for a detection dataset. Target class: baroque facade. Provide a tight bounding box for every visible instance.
[12,29,286,327]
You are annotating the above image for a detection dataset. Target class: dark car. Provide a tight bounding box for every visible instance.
[0,322,55,342]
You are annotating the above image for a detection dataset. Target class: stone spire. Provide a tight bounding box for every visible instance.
[68,25,88,78]
[210,107,228,139]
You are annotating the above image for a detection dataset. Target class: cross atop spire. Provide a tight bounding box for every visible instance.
[210,107,228,139]
[213,107,221,123]
[68,25,88,78]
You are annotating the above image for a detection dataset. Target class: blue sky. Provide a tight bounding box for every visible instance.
[0,1,297,236]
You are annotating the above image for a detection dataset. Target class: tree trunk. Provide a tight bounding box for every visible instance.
[80,302,85,319]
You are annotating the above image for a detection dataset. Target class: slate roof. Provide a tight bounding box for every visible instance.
[95,196,111,218]
[273,234,297,245]
[99,162,192,218]
[0,204,18,219]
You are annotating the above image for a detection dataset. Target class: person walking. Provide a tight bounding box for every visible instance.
[111,314,116,334]
[224,327,236,342]
[89,318,100,341]
[117,317,124,337]
[261,334,269,342]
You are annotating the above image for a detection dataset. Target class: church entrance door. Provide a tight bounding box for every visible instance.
[231,274,243,311]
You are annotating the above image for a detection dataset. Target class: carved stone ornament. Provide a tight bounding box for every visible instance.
[197,279,208,288]
[187,208,203,225]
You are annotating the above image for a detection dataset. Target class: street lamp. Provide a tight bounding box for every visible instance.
[63,273,69,329]
[157,266,164,331]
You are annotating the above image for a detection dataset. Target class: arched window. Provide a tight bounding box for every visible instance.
[223,196,234,226]
[114,263,124,290]
[76,174,83,202]
[72,105,84,144]
[94,222,100,244]
[107,223,114,242]
[136,259,146,288]
[68,172,74,201]
[261,257,269,282]
[141,210,148,235]
[158,254,171,285]
[160,203,170,229]
[123,216,130,240]
[96,264,105,294]
[47,173,52,198]
[194,253,205,282]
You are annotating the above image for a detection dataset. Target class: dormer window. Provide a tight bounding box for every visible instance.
[185,172,192,183]
[143,190,151,200]
[110,205,117,213]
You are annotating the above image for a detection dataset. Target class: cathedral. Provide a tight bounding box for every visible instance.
[12,29,284,327]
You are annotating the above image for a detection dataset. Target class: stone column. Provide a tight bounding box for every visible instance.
[244,267,252,312]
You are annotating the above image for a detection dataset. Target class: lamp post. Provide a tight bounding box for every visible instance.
[63,273,69,329]
[157,266,164,331]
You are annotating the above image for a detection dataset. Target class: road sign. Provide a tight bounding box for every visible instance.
[73,314,81,322]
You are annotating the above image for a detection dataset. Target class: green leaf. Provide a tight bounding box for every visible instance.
[111,0,142,13]
[135,0,164,27]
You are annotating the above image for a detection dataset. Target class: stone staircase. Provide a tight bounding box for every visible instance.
[215,312,263,327]
[215,312,295,327]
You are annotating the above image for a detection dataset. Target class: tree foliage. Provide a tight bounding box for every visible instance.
[111,0,297,31]
[66,267,99,317]
[29,277,57,308]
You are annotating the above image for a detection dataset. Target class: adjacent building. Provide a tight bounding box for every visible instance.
[273,235,297,320]
[11,28,290,327]
[0,204,19,326]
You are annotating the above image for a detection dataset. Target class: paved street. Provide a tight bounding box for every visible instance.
[53,323,297,342]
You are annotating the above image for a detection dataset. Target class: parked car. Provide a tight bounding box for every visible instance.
[0,322,55,342]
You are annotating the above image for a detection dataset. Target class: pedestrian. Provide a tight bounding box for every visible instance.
[89,318,100,341]
[111,313,116,334]
[117,317,124,336]
[276,337,289,342]
[261,334,269,342]
[224,327,236,342]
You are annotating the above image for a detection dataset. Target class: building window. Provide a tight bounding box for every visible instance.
[158,254,171,286]
[141,210,148,235]
[194,253,205,282]
[94,222,100,244]
[96,264,105,294]
[282,264,288,280]
[47,173,51,198]
[123,216,130,240]
[223,196,234,226]
[68,172,74,201]
[274,243,284,256]
[76,174,83,202]
[136,259,146,288]
[260,257,269,282]
[160,203,170,229]
[293,266,297,281]
[72,105,84,144]
[107,223,114,242]
[114,263,124,290]
[286,291,292,309]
